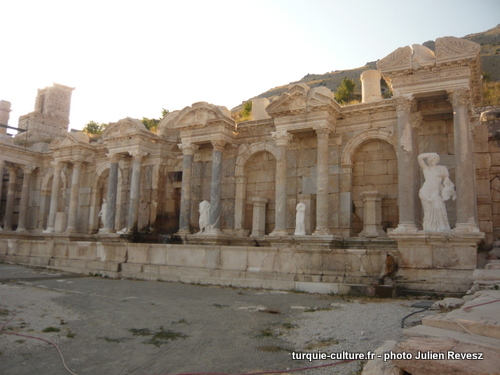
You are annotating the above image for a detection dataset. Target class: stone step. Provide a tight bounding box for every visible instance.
[403,324,500,351]
[473,268,500,280]
[422,290,500,339]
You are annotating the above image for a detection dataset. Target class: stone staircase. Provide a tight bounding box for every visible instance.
[363,258,500,375]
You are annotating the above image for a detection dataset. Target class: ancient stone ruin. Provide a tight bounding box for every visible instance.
[0,36,497,296]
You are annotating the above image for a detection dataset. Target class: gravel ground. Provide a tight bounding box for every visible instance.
[0,264,438,375]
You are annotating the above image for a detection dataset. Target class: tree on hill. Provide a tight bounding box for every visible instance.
[141,108,169,133]
[334,77,357,104]
[82,120,108,134]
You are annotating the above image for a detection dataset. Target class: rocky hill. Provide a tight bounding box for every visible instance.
[234,24,500,110]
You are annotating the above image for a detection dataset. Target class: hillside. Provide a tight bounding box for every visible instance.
[233,24,500,111]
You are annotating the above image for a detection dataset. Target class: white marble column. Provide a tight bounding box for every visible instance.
[177,143,198,234]
[127,151,148,232]
[448,89,479,232]
[16,165,36,233]
[104,153,121,233]
[250,196,268,237]
[314,128,331,235]
[0,160,5,230]
[3,166,18,231]
[66,159,83,233]
[393,95,418,233]
[270,130,293,236]
[44,161,63,233]
[208,140,226,235]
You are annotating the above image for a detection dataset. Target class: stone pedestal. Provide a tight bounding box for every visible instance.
[250,196,267,237]
[359,190,386,238]
[55,212,67,233]
[389,230,484,294]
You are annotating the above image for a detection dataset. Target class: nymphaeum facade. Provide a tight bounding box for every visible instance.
[0,37,496,294]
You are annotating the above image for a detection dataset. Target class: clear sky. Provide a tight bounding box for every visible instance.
[1,0,499,133]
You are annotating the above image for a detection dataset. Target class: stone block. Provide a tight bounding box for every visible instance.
[220,249,247,270]
[127,246,150,264]
[166,246,206,267]
[68,242,96,260]
[474,153,491,169]
[149,245,169,265]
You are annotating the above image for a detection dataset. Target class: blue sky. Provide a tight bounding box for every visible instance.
[1,0,499,132]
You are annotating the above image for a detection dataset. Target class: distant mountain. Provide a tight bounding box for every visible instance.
[233,24,500,111]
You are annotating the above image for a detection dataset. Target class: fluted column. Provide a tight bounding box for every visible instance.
[3,166,18,231]
[393,95,418,233]
[66,159,84,233]
[0,160,5,230]
[448,89,479,232]
[44,161,63,233]
[270,130,293,236]
[127,151,148,232]
[104,153,121,233]
[314,128,331,235]
[208,140,226,235]
[177,143,198,234]
[16,165,36,233]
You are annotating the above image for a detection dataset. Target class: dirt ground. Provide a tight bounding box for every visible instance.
[0,263,435,375]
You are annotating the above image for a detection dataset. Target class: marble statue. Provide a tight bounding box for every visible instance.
[418,153,456,231]
[294,202,306,235]
[198,200,211,234]
[98,199,107,227]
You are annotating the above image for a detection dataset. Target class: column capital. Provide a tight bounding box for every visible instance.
[71,156,85,165]
[6,164,19,175]
[447,88,470,107]
[21,165,36,174]
[393,95,413,114]
[211,140,226,152]
[51,161,64,171]
[315,128,331,140]
[129,150,148,161]
[178,142,199,156]
[106,152,122,163]
[271,130,293,146]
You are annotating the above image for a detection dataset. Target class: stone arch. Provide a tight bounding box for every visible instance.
[341,128,397,165]
[234,141,279,235]
[339,128,397,236]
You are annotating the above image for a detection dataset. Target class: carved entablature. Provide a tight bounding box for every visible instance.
[50,132,94,161]
[166,102,236,145]
[266,84,341,119]
[377,37,482,104]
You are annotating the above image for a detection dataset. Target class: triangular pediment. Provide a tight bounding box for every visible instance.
[435,36,481,63]
[50,132,90,150]
[266,84,339,117]
[171,102,234,129]
[102,117,147,140]
[377,45,412,73]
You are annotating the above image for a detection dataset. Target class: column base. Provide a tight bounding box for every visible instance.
[392,223,418,234]
[43,228,55,234]
[313,228,331,236]
[15,228,28,233]
[66,227,78,234]
[99,228,116,234]
[453,222,480,233]
[268,229,290,237]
